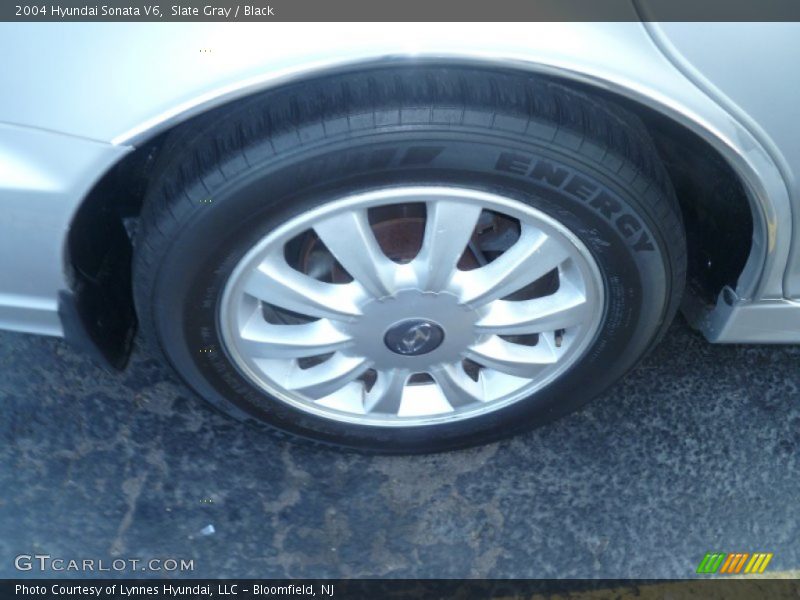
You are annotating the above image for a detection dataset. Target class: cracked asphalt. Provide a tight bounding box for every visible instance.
[1,316,799,579]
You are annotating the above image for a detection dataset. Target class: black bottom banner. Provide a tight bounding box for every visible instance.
[4,579,800,599]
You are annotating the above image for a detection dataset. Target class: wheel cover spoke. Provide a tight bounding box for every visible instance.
[242,254,362,319]
[412,200,483,291]
[219,186,604,427]
[238,314,353,359]
[475,279,588,335]
[452,225,571,306]
[363,369,409,415]
[267,353,371,399]
[430,363,486,408]
[465,335,558,378]
[313,209,397,297]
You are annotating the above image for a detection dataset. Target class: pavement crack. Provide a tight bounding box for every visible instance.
[109,470,148,556]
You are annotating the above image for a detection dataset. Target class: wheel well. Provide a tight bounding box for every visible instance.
[582,86,753,306]
[65,63,754,367]
[63,132,166,368]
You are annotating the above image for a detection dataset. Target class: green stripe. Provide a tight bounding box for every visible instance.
[697,553,726,574]
[696,554,712,573]
[710,553,726,573]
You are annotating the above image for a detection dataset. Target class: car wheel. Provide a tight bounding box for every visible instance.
[132,67,686,452]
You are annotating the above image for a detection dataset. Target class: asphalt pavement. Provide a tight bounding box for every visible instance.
[1,316,799,579]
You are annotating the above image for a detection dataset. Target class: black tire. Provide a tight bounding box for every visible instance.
[133,66,686,453]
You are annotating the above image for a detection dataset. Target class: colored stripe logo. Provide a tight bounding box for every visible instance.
[696,552,773,574]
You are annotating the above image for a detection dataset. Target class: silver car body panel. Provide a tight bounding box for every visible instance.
[0,122,129,335]
[649,22,800,295]
[0,21,798,341]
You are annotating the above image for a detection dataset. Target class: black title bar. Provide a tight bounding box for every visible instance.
[4,0,800,22]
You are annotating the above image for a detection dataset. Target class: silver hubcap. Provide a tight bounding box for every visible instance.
[219,186,604,427]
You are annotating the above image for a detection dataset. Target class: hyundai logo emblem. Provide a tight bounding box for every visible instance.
[384,319,445,356]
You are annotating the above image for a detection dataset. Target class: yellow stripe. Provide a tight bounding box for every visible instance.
[758,553,773,573]
[744,554,760,574]
[750,553,765,573]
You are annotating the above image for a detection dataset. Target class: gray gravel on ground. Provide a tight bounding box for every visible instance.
[1,317,798,578]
